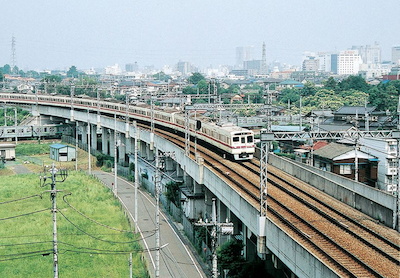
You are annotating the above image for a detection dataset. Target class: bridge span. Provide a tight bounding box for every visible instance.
[1,94,399,278]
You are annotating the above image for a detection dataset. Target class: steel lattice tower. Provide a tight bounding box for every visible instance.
[11,36,16,73]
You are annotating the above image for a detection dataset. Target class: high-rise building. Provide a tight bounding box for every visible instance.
[125,62,139,72]
[351,42,381,64]
[177,61,191,75]
[392,46,400,65]
[302,57,319,71]
[236,46,254,69]
[337,50,362,75]
[317,52,333,72]
[331,54,338,74]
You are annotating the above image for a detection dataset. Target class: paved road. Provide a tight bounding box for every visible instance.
[92,170,208,278]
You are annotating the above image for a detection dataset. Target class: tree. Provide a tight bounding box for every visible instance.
[152,71,171,82]
[323,77,338,91]
[67,66,79,78]
[188,72,205,84]
[339,75,369,92]
[42,75,62,83]
[2,64,11,74]
[217,240,246,278]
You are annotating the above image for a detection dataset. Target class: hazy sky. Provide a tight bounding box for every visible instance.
[1,0,399,71]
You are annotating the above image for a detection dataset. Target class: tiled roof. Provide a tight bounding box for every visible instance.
[313,142,353,160]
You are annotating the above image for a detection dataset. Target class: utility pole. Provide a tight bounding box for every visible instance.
[14,107,17,144]
[40,163,68,278]
[155,148,160,278]
[75,122,78,171]
[194,198,234,278]
[134,121,139,231]
[154,150,175,277]
[114,114,118,195]
[87,110,92,175]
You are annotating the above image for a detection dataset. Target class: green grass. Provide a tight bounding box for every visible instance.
[15,142,54,156]
[0,172,148,278]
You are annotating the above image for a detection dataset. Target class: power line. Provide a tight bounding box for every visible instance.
[62,194,132,233]
[0,241,52,247]
[0,208,49,221]
[0,194,43,205]
[0,252,52,262]
[58,241,140,254]
[58,210,155,244]
[0,249,53,258]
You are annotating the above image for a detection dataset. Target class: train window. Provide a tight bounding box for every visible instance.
[233,137,239,142]
[247,136,253,143]
[241,137,245,143]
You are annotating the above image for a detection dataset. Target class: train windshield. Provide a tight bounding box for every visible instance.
[233,132,254,144]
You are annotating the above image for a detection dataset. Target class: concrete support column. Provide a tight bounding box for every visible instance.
[101,128,109,155]
[90,123,96,153]
[140,141,147,159]
[81,124,88,146]
[119,135,127,164]
[110,129,116,160]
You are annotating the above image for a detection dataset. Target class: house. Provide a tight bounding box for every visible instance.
[50,144,76,162]
[313,142,378,186]
[0,143,16,161]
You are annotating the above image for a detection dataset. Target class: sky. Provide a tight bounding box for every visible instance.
[0,0,399,71]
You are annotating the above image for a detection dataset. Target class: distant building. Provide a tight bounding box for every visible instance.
[382,66,400,80]
[50,144,76,162]
[302,57,319,71]
[243,60,262,72]
[352,42,381,64]
[337,50,362,75]
[331,54,338,74]
[105,64,122,75]
[391,46,400,65]
[125,62,139,72]
[317,52,333,72]
[177,61,192,76]
[236,46,254,69]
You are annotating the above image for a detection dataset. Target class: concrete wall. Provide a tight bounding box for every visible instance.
[269,154,396,227]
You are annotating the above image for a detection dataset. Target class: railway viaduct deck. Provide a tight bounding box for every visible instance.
[1,96,399,278]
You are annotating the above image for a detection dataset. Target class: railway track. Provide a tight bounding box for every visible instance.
[149,125,400,277]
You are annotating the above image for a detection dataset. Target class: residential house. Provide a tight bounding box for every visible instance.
[313,142,378,186]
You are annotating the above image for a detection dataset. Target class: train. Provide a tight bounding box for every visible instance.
[0,93,255,160]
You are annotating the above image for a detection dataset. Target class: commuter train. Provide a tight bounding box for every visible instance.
[0,93,255,160]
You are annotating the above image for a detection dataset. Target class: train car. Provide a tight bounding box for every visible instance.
[0,93,255,160]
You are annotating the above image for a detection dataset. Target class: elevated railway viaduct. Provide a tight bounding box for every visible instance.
[1,94,399,278]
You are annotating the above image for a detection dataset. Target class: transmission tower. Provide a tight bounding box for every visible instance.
[11,36,17,74]
[261,42,267,74]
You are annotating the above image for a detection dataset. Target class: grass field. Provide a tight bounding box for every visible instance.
[0,150,148,277]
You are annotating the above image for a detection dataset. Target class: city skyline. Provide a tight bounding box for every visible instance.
[1,0,399,71]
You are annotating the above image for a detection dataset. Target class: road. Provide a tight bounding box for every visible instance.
[92,170,209,278]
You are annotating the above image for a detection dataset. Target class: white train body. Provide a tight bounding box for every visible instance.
[0,93,255,160]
